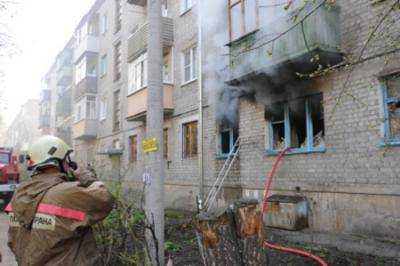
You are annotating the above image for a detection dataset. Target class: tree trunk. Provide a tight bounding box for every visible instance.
[145,0,165,265]
[197,200,268,265]
[232,199,268,265]
[197,208,243,265]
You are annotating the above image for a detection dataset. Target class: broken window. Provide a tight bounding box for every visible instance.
[228,0,259,41]
[382,75,400,142]
[219,127,239,156]
[266,94,325,153]
[183,121,198,158]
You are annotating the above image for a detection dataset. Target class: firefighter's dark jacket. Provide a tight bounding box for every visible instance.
[6,171,114,266]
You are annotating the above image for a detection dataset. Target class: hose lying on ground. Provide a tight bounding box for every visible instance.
[261,148,328,266]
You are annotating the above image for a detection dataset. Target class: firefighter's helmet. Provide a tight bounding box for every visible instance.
[27,135,73,169]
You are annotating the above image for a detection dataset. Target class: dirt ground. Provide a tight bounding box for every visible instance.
[0,213,17,266]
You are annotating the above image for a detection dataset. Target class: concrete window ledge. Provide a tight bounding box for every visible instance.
[266,147,326,156]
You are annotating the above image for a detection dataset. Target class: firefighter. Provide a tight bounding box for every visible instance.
[6,135,114,266]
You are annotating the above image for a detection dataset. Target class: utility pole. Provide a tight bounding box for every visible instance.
[145,0,165,265]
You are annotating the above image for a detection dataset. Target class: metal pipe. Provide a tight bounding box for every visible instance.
[197,0,204,205]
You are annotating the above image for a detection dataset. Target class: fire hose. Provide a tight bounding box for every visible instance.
[261,148,328,266]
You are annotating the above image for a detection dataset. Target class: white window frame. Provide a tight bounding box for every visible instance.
[100,55,107,77]
[128,53,148,95]
[100,14,108,35]
[99,98,107,121]
[87,96,97,120]
[75,57,87,85]
[180,0,193,15]
[182,46,197,84]
[74,98,86,123]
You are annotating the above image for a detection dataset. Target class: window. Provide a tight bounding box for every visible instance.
[74,96,96,122]
[163,54,173,83]
[183,121,198,158]
[164,128,169,159]
[100,55,107,77]
[99,98,107,121]
[129,135,138,162]
[228,0,259,41]
[180,0,193,14]
[115,0,122,33]
[162,0,168,17]
[87,96,97,120]
[75,57,86,84]
[219,128,239,156]
[128,53,147,94]
[114,42,122,81]
[182,47,197,83]
[75,23,88,45]
[0,153,10,164]
[266,94,325,154]
[381,75,400,145]
[113,90,121,132]
[100,14,108,35]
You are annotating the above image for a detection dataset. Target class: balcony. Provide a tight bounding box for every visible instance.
[126,84,174,122]
[39,115,50,128]
[128,17,174,61]
[73,119,97,140]
[40,90,51,103]
[73,35,99,63]
[56,89,72,117]
[74,76,97,101]
[57,66,73,86]
[56,49,73,71]
[227,2,342,84]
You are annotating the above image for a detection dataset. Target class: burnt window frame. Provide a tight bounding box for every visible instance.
[266,94,326,155]
[217,127,239,158]
[380,74,400,147]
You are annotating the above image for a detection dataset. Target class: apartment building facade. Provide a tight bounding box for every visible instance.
[41,0,400,253]
[3,99,41,152]
[39,39,74,146]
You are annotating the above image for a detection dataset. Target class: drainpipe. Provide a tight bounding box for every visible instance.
[197,0,204,207]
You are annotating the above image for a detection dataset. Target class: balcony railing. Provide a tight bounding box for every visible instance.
[73,35,99,63]
[126,84,174,122]
[228,2,342,84]
[73,119,97,140]
[57,66,73,86]
[128,17,174,61]
[74,76,97,101]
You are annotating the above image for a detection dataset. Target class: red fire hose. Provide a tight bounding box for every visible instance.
[261,148,328,266]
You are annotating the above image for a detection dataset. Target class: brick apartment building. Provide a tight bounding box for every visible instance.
[39,0,400,255]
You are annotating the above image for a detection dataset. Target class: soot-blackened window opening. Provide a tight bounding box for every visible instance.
[266,93,325,153]
[220,127,239,155]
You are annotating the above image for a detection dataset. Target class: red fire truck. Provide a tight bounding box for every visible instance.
[0,147,19,205]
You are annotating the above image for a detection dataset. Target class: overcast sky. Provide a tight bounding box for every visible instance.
[1,0,94,126]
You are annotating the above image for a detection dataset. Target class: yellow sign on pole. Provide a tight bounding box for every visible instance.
[143,138,158,153]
